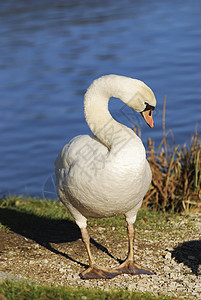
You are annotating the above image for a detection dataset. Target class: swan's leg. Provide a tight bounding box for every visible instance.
[114,223,155,275]
[80,227,122,279]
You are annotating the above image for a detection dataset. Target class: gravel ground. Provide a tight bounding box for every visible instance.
[0,213,200,299]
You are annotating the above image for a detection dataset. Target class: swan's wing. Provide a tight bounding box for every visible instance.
[54,134,108,189]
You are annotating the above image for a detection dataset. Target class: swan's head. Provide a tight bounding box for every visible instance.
[125,78,156,128]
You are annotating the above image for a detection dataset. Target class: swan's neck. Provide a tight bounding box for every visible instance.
[84,75,139,149]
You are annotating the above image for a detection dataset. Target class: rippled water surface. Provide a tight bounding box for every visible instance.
[0,0,201,197]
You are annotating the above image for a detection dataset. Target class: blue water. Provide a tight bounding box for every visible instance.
[0,0,201,198]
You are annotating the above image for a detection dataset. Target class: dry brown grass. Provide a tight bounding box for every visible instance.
[143,98,201,213]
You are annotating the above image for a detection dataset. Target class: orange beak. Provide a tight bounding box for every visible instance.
[141,110,154,128]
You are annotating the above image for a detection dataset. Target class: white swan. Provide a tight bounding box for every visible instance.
[55,74,156,279]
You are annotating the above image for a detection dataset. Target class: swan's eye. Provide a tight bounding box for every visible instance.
[144,102,155,112]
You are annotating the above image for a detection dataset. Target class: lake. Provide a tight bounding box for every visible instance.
[0,0,200,198]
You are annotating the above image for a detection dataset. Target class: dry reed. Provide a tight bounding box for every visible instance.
[143,99,201,213]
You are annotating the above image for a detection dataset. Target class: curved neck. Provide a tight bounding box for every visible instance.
[84,75,141,148]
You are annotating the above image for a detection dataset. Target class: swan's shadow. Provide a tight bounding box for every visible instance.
[172,240,201,276]
[0,207,119,269]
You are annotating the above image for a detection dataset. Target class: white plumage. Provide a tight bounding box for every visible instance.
[55,74,156,279]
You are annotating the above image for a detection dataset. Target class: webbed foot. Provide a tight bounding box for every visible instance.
[80,264,122,279]
[114,260,155,275]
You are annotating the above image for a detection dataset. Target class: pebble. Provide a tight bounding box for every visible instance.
[41,259,48,264]
[164,266,170,272]
[59,268,66,273]
[165,252,172,260]
[171,259,177,265]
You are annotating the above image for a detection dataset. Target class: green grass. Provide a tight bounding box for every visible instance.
[0,280,173,300]
[0,195,70,220]
[0,196,179,235]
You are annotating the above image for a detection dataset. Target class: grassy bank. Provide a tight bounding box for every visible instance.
[0,197,200,299]
[0,197,179,300]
